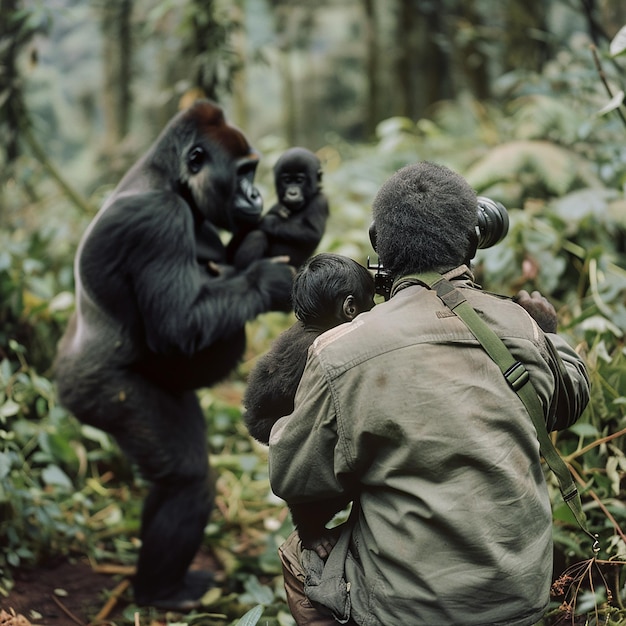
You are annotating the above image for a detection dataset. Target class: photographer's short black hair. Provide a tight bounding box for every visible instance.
[292,253,375,329]
[371,162,478,278]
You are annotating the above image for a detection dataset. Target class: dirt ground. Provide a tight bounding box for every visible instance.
[1,557,125,626]
[1,550,220,626]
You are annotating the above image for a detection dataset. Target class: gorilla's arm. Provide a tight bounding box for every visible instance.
[228,229,269,270]
[195,221,227,267]
[82,192,293,358]
[260,195,329,245]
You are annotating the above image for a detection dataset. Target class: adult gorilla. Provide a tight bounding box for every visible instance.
[54,100,293,610]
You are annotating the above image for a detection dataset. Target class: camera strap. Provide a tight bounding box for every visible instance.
[398,271,598,551]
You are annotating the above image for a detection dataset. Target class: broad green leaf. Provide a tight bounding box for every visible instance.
[568,422,599,438]
[199,585,222,606]
[597,90,625,117]
[0,400,20,418]
[375,116,415,138]
[606,457,621,496]
[235,605,264,626]
[0,251,11,271]
[48,290,74,313]
[41,464,73,490]
[0,358,12,384]
[277,610,297,626]
[243,576,275,605]
[576,589,608,614]
[38,432,77,465]
[609,24,626,57]
[80,424,113,449]
[0,451,12,479]
[464,140,596,197]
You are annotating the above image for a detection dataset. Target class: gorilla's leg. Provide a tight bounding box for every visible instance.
[134,473,214,608]
[111,380,214,609]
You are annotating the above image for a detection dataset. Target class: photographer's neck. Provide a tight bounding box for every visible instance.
[391,265,475,298]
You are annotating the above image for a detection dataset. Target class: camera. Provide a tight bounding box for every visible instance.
[367,196,509,300]
[475,196,509,249]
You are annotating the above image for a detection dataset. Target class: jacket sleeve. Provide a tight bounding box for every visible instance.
[268,351,354,505]
[544,333,590,431]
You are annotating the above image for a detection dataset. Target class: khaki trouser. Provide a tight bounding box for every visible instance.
[278,531,359,626]
[278,531,548,626]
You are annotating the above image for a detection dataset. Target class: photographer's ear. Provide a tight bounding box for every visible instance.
[369,222,378,251]
[342,295,358,321]
[466,230,478,263]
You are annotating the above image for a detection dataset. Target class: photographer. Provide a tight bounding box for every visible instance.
[268,162,590,626]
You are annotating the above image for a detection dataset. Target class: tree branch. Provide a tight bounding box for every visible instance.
[590,44,626,129]
[21,123,95,216]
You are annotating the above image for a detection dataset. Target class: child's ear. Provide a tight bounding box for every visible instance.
[342,295,358,321]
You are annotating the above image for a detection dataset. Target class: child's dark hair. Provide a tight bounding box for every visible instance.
[292,253,375,329]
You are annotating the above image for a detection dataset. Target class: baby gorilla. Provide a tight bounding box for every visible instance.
[243,253,376,557]
[231,147,329,271]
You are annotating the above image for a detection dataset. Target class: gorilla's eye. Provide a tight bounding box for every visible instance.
[187,146,206,174]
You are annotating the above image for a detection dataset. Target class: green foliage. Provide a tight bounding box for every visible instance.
[0,228,74,371]
[0,344,101,591]
[146,0,243,101]
[0,0,51,169]
[0,224,72,592]
[0,228,138,599]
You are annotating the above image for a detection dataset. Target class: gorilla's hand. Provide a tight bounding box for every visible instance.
[513,289,557,334]
[246,258,294,312]
[206,261,237,278]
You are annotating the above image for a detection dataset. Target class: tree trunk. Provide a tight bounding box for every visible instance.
[231,5,246,129]
[395,0,413,117]
[0,0,23,164]
[394,0,453,120]
[456,0,490,100]
[362,0,379,138]
[502,0,550,73]
[281,49,297,146]
[101,0,133,153]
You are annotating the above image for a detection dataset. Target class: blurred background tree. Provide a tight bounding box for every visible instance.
[2,0,624,164]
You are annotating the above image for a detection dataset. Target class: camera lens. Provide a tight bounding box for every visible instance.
[476,197,509,249]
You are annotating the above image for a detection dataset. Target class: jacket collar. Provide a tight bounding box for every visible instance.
[390,265,476,298]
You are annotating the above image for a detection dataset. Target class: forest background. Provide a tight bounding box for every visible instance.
[1,0,626,625]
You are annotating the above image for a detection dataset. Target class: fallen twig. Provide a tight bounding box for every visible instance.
[50,595,87,626]
[90,578,131,625]
[90,563,136,576]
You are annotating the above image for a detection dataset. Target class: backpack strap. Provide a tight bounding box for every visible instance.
[395,272,598,551]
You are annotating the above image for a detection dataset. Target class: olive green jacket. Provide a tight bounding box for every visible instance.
[269,266,590,626]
